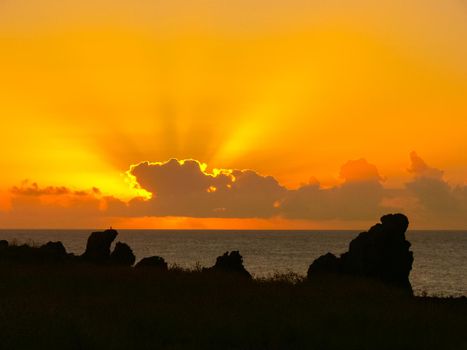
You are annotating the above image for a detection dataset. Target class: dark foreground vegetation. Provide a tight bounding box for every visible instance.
[0,265,466,349]
[0,214,466,349]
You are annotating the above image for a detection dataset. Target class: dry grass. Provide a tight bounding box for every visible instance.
[0,264,466,349]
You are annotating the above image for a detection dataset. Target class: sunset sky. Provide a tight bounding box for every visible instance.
[0,0,466,229]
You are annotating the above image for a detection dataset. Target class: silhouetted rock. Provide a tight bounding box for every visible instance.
[0,240,70,264]
[82,229,118,263]
[0,240,8,250]
[307,213,414,293]
[0,244,32,263]
[307,252,340,278]
[110,242,136,266]
[39,241,68,262]
[135,256,168,271]
[208,251,251,278]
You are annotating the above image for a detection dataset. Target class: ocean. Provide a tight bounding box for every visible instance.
[0,229,465,297]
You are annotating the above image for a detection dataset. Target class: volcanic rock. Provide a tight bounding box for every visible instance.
[110,242,136,266]
[39,241,68,262]
[82,229,118,263]
[307,213,414,292]
[209,251,251,278]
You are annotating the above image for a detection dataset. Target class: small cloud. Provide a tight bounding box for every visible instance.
[339,158,384,183]
[11,181,101,198]
[11,181,71,196]
[408,151,444,180]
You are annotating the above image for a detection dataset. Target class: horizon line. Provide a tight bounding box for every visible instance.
[0,227,465,232]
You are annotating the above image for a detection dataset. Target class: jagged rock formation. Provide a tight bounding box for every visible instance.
[110,242,136,266]
[0,229,137,266]
[208,251,251,278]
[82,229,118,263]
[307,213,414,292]
[135,256,168,271]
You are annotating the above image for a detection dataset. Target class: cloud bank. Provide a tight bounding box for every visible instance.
[126,159,286,218]
[2,154,467,228]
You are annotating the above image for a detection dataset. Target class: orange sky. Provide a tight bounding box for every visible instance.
[0,0,466,229]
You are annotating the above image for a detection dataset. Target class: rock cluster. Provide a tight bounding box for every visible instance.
[110,242,136,266]
[0,213,414,291]
[82,229,118,262]
[0,240,70,264]
[81,229,135,266]
[0,229,136,267]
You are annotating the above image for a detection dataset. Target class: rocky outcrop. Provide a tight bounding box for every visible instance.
[307,252,340,276]
[110,242,136,266]
[0,229,136,267]
[135,256,168,271]
[38,241,69,262]
[82,229,118,263]
[208,251,251,278]
[307,213,414,292]
[0,241,70,264]
[0,240,8,250]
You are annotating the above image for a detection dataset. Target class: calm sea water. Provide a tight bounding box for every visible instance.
[0,230,465,297]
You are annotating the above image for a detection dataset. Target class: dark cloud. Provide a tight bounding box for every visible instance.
[406,177,459,214]
[11,181,71,196]
[125,158,386,220]
[124,156,467,226]
[127,159,286,218]
[404,153,467,221]
[11,181,101,197]
[280,159,386,220]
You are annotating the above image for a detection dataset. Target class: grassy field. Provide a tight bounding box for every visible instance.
[0,264,466,350]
